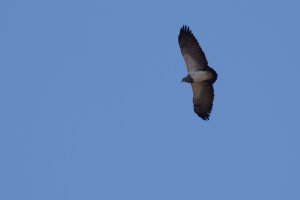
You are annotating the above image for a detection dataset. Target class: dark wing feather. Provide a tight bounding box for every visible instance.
[191,81,215,120]
[178,25,208,72]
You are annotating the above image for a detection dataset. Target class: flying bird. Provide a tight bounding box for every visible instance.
[178,25,218,120]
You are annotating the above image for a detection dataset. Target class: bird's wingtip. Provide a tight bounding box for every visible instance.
[180,25,191,33]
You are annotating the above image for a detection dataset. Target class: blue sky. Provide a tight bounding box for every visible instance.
[1,0,300,199]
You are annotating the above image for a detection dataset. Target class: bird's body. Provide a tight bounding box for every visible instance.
[178,25,218,120]
[189,71,215,83]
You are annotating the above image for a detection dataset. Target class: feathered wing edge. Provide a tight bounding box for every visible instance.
[178,25,208,71]
[192,82,215,120]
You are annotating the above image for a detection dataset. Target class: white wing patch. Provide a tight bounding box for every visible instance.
[183,53,201,72]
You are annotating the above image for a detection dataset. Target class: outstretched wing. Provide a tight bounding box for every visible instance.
[191,81,215,120]
[178,25,208,72]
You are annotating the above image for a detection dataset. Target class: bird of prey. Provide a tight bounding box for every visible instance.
[178,25,218,120]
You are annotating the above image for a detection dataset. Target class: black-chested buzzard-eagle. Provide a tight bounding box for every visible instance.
[178,25,218,120]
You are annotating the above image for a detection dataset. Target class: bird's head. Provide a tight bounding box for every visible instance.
[181,74,193,83]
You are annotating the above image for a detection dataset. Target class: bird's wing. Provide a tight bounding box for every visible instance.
[178,25,208,72]
[191,81,215,120]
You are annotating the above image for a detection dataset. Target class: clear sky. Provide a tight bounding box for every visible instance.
[1,0,300,199]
